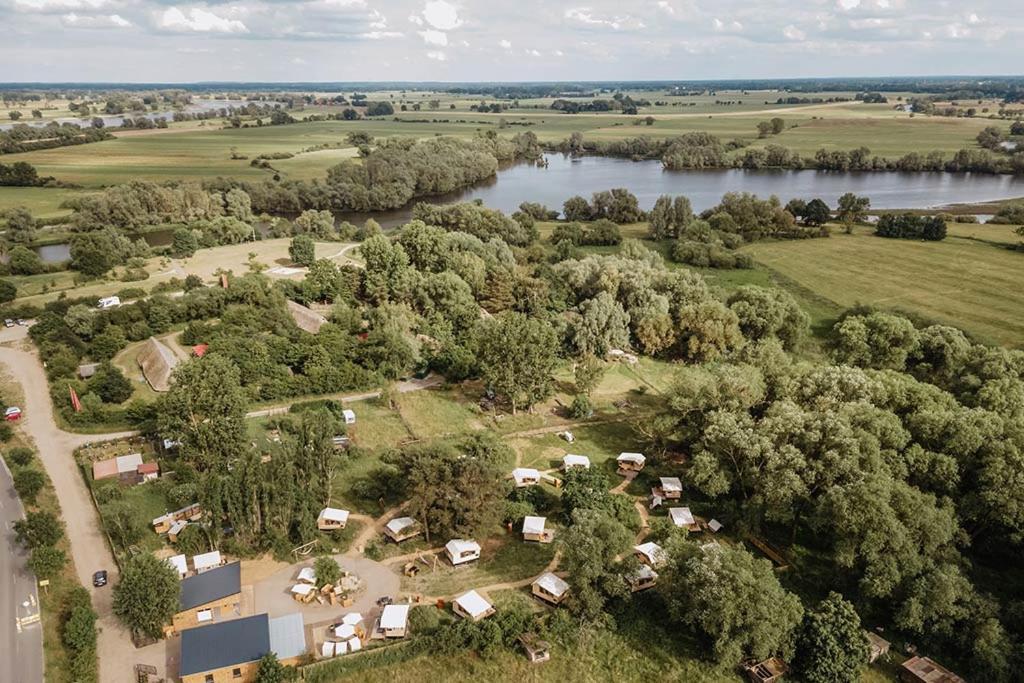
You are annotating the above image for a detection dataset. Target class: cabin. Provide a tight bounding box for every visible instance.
[445,539,481,565]
[287,300,328,335]
[867,632,891,663]
[531,572,570,606]
[137,462,160,482]
[522,516,554,543]
[562,454,591,470]
[708,518,723,533]
[193,550,223,573]
[91,453,145,483]
[170,561,242,634]
[512,467,541,488]
[342,409,356,425]
[669,507,701,532]
[899,656,965,683]
[519,633,551,664]
[317,507,350,531]
[634,541,666,567]
[137,336,180,393]
[378,604,410,638]
[626,565,658,592]
[453,590,496,622]
[383,517,422,543]
[168,520,188,542]
[179,612,306,683]
[616,452,646,474]
[743,657,787,683]
[658,477,683,499]
[152,503,204,533]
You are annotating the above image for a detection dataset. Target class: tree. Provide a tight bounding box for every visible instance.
[293,209,335,239]
[156,354,248,469]
[771,117,786,134]
[313,556,341,587]
[8,111,22,121]
[2,206,35,243]
[836,193,871,233]
[792,592,870,683]
[14,510,64,548]
[28,545,66,579]
[289,234,316,267]
[13,468,45,503]
[559,509,633,621]
[802,198,831,227]
[478,312,559,414]
[254,652,295,683]
[171,228,199,258]
[0,279,16,303]
[757,121,774,138]
[562,195,591,221]
[112,552,181,639]
[574,355,606,396]
[832,311,919,370]
[569,292,630,357]
[660,544,803,662]
[9,245,43,275]
[89,362,132,404]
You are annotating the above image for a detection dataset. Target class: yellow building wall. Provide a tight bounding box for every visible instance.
[171,592,242,634]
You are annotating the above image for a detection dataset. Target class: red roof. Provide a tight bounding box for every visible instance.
[137,462,159,475]
[192,344,209,357]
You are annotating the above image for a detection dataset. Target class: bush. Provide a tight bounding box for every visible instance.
[0,279,17,303]
[570,394,594,419]
[13,467,45,503]
[6,446,34,466]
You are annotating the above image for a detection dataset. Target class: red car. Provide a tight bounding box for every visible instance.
[4,407,22,421]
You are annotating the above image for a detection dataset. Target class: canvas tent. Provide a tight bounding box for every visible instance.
[445,539,481,565]
[453,590,495,622]
[531,572,570,605]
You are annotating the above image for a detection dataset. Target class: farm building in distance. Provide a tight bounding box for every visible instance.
[178,612,306,683]
[137,336,180,392]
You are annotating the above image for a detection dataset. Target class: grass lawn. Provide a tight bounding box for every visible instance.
[395,388,484,440]
[0,186,88,222]
[347,399,413,451]
[509,420,643,473]
[90,478,170,559]
[110,336,166,404]
[744,226,1024,347]
[400,534,555,597]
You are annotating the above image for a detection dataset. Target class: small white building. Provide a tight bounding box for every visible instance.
[317,507,350,531]
[453,590,495,622]
[97,296,121,309]
[531,572,570,605]
[626,564,658,592]
[659,477,683,499]
[669,507,699,531]
[384,517,422,543]
[512,467,541,488]
[634,541,667,567]
[167,554,188,578]
[379,604,410,638]
[616,452,646,473]
[445,539,481,565]
[193,550,222,573]
[342,409,356,425]
[522,516,554,543]
[562,454,591,470]
[708,518,723,533]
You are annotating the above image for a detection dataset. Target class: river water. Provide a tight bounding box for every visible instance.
[30,154,1024,262]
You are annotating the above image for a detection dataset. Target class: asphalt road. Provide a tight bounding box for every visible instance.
[0,458,43,683]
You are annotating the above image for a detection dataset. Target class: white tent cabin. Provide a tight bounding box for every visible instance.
[511,467,541,488]
[522,516,554,543]
[383,517,422,543]
[317,507,350,531]
[669,507,700,532]
[562,454,591,470]
[531,572,570,605]
[616,452,646,474]
[453,590,496,622]
[445,539,481,565]
[378,604,410,638]
[626,564,658,592]
[634,541,667,567]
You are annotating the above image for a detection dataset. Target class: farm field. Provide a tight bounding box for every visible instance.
[744,226,1024,347]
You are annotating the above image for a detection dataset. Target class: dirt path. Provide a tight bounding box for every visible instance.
[346,502,410,556]
[0,329,159,682]
[245,375,443,419]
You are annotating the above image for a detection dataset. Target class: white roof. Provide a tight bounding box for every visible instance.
[617,452,646,464]
[341,612,363,626]
[533,572,569,597]
[512,467,540,484]
[386,517,417,534]
[379,604,409,630]
[708,519,723,532]
[167,554,188,576]
[522,516,546,535]
[318,507,350,524]
[333,624,356,639]
[115,453,143,474]
[321,641,334,658]
[268,613,307,661]
[348,637,362,652]
[334,640,349,655]
[635,541,666,565]
[297,567,316,584]
[291,583,314,595]
[342,409,356,420]
[168,520,187,536]
[455,590,493,618]
[629,565,658,581]
[446,539,481,556]
[660,477,683,493]
[563,454,591,468]
[193,550,222,571]
[669,507,695,527]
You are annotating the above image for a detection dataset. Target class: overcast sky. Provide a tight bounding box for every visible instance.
[3,0,1022,83]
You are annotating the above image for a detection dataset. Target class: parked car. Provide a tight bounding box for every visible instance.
[92,570,108,587]
[3,319,12,328]
[15,319,27,326]
[4,406,22,421]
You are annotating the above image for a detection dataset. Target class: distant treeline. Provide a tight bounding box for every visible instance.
[554,132,1024,175]
[0,123,113,154]
[875,213,947,241]
[0,161,50,186]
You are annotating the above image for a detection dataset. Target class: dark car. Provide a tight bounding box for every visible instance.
[92,570,108,587]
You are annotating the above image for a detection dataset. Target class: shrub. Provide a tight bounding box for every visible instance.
[13,467,45,503]
[7,446,34,466]
[29,545,67,578]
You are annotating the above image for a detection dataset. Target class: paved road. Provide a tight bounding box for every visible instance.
[0,458,43,683]
[0,326,153,683]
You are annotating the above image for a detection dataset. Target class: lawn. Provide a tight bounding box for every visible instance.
[400,534,556,597]
[347,399,413,451]
[0,186,89,221]
[744,226,1024,347]
[509,420,644,473]
[395,388,484,440]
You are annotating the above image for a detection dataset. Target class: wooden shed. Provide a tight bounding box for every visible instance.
[383,517,422,543]
[743,657,787,683]
[626,565,658,592]
[616,452,646,474]
[867,632,890,663]
[519,633,551,664]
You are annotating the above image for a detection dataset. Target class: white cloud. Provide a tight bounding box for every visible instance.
[368,9,386,29]
[526,48,541,56]
[657,1,674,16]
[407,13,423,26]
[499,38,511,48]
[422,0,461,30]
[967,13,981,25]
[712,17,742,32]
[553,49,564,57]
[837,0,860,9]
[61,11,130,27]
[426,49,447,60]
[418,28,447,46]
[783,24,806,41]
[318,0,365,7]
[290,56,307,64]
[361,31,402,39]
[15,0,110,11]
[565,7,644,30]
[158,6,248,33]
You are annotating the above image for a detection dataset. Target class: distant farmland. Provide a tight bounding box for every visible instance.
[744,226,1024,347]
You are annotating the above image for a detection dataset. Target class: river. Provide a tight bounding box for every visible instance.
[28,154,1024,262]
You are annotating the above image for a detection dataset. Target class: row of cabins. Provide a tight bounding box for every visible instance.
[512,453,648,490]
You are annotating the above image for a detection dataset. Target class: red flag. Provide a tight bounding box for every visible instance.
[69,385,82,413]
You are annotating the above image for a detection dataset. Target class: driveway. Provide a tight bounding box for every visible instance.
[0,328,160,683]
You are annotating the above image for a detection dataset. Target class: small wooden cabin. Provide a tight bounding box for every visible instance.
[522,516,554,543]
[453,590,495,622]
[531,572,570,606]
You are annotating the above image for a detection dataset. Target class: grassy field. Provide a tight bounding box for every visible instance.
[400,535,556,596]
[744,226,1024,347]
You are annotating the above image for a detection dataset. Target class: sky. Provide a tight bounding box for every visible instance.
[3,0,1023,83]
